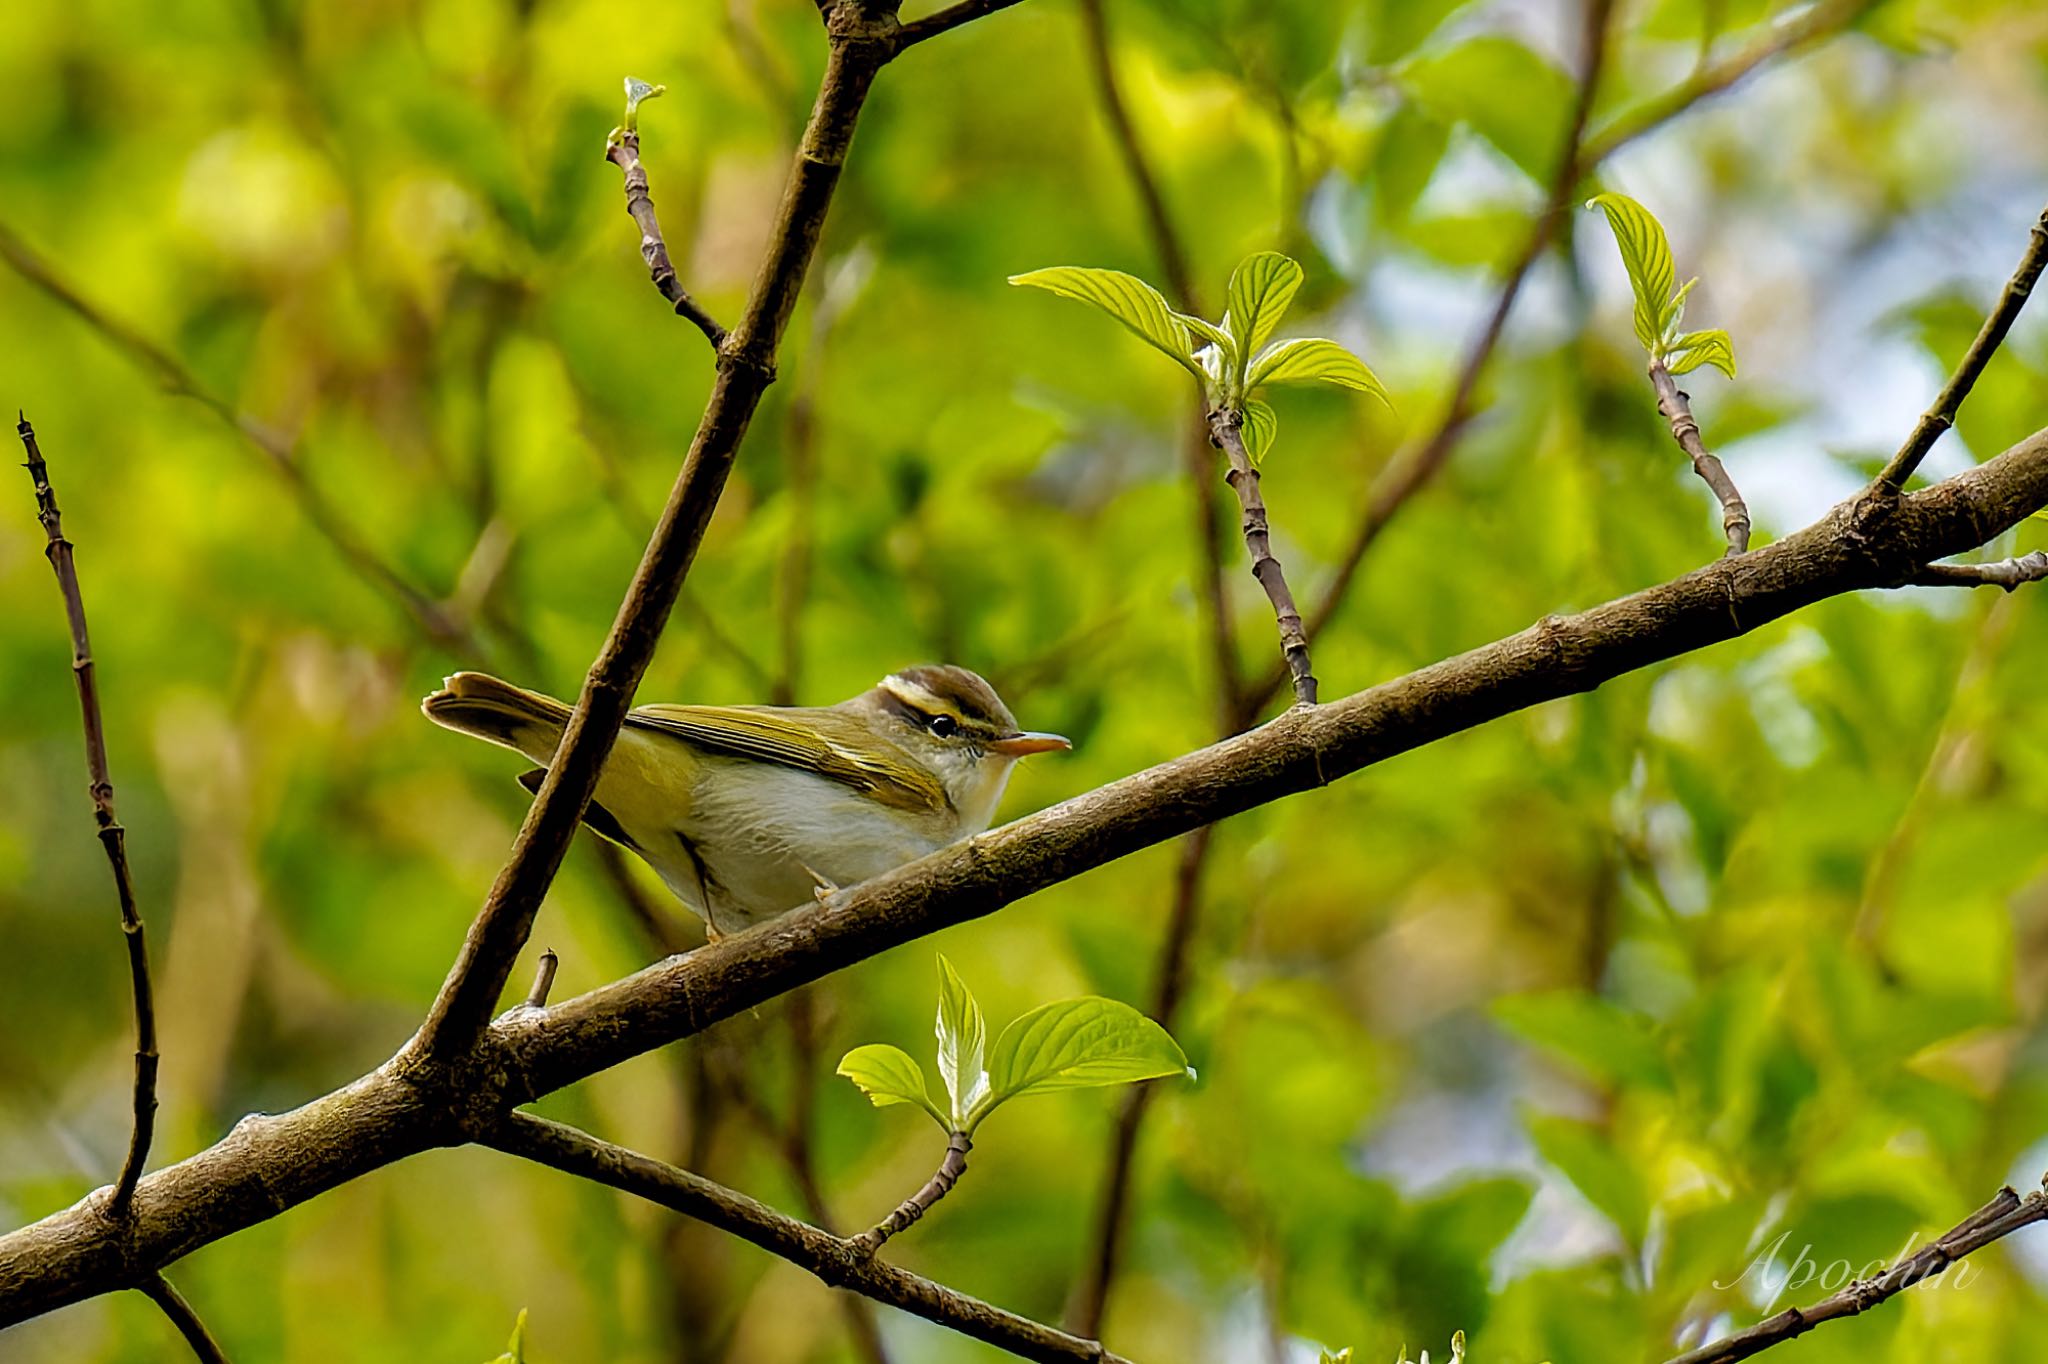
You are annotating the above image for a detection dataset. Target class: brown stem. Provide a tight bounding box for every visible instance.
[1649,358,1751,554]
[138,1272,230,1364]
[1244,0,1619,716]
[853,1131,972,1255]
[522,950,560,1010]
[1907,550,2048,590]
[896,0,1030,48]
[412,4,901,1064]
[488,1114,1126,1364]
[10,422,2048,1320]
[1210,409,1316,706]
[1664,1184,2048,1364]
[1874,204,2048,492]
[605,129,730,349]
[16,415,158,1220]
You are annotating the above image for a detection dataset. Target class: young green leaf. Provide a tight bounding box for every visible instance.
[1248,338,1391,406]
[1177,310,1239,379]
[1226,252,1305,375]
[486,1308,529,1364]
[838,1044,949,1131]
[980,997,1190,1125]
[1667,327,1737,379]
[1009,266,1199,377]
[934,954,988,1125]
[1585,192,1676,354]
[1241,399,1278,464]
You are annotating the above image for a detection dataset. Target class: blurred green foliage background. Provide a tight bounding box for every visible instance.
[5,0,2048,1360]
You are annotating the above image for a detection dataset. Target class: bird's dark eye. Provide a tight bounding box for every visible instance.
[929,714,958,738]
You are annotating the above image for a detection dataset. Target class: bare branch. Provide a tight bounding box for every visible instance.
[411,21,900,1063]
[9,421,2048,1323]
[1874,204,2048,492]
[895,0,1031,50]
[0,224,483,657]
[852,1132,972,1255]
[138,1273,230,1364]
[1664,1182,2048,1364]
[605,125,730,350]
[1211,410,1317,706]
[487,1113,1128,1364]
[1905,549,2048,591]
[1649,359,1751,554]
[15,415,158,1219]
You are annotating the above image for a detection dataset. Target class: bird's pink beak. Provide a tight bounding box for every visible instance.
[988,731,1071,757]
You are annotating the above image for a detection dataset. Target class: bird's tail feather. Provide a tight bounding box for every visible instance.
[421,672,573,766]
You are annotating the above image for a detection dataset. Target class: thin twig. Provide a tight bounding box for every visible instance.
[605,127,730,349]
[895,0,1031,49]
[1664,1183,2048,1364]
[487,1112,1130,1364]
[852,1131,972,1255]
[523,950,560,1009]
[1874,204,2048,492]
[1905,550,2048,591]
[1649,358,1750,553]
[138,1272,230,1364]
[0,223,483,656]
[16,415,158,1219]
[1244,0,1620,716]
[1581,0,1877,165]
[1210,409,1316,706]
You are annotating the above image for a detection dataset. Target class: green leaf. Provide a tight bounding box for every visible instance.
[1493,991,1672,1092]
[1225,252,1305,377]
[1009,266,1199,377]
[1586,192,1677,354]
[837,1044,949,1130]
[620,77,666,136]
[1178,310,1239,381]
[486,1308,528,1364]
[1248,337,1391,407]
[1400,36,1573,182]
[981,996,1189,1124]
[1667,327,1737,379]
[1241,399,1278,464]
[935,954,988,1126]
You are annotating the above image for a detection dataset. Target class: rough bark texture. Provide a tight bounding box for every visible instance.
[1650,358,1751,554]
[8,427,2047,1326]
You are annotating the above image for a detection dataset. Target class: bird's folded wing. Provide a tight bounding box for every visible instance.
[626,705,947,813]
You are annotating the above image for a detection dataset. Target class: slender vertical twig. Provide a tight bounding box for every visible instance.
[1209,410,1316,705]
[852,1132,973,1255]
[1648,358,1750,553]
[605,102,731,350]
[1873,204,2048,493]
[1245,0,1868,714]
[16,415,158,1220]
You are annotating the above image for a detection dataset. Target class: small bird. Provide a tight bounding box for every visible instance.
[422,666,1069,936]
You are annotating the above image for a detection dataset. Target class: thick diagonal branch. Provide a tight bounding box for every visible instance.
[1664,1182,2048,1364]
[413,5,902,1062]
[1649,359,1750,554]
[15,415,158,1219]
[488,1114,1125,1364]
[1211,408,1315,706]
[8,424,2048,1325]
